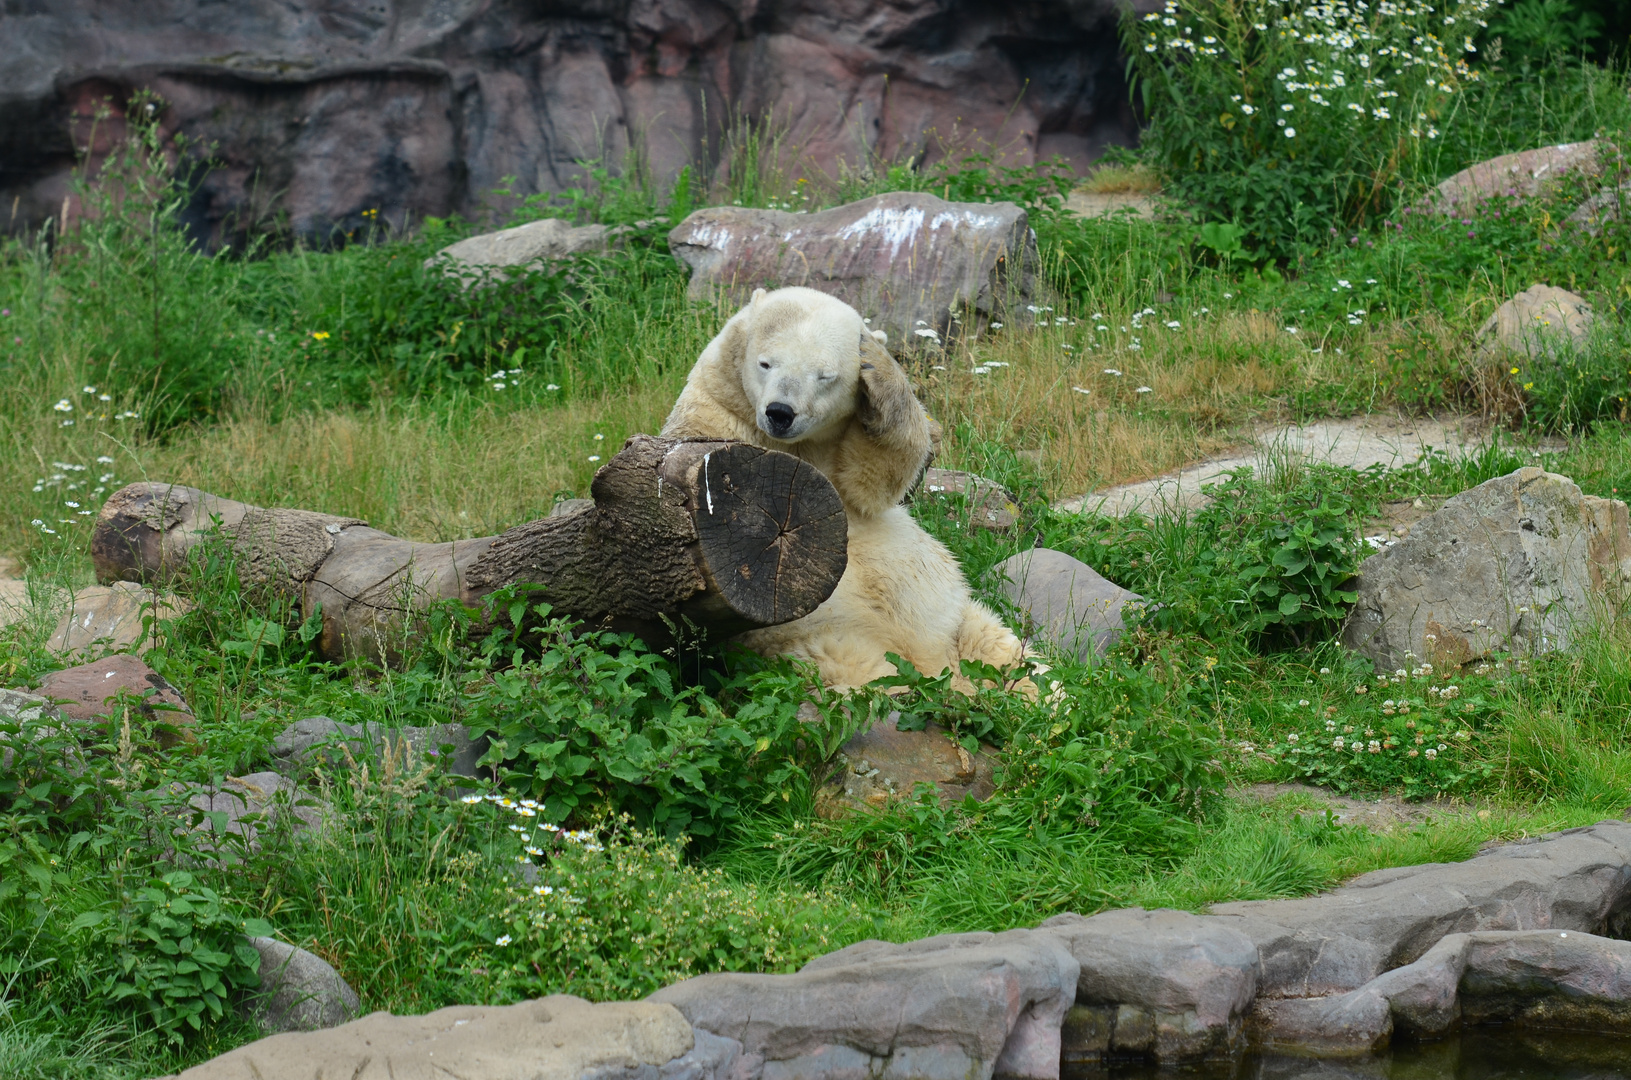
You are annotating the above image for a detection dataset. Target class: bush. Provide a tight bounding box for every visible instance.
[74,872,272,1042]
[467,601,840,839]
[1041,462,1375,648]
[1128,0,1495,259]
[471,814,867,1001]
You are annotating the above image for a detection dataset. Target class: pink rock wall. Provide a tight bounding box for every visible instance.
[0,0,1142,249]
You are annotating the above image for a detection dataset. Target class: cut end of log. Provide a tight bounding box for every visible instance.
[679,443,848,626]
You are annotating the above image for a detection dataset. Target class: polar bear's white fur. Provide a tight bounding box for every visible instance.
[661,286,1027,689]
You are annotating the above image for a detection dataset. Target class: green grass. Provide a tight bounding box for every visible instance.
[6,51,1631,1080]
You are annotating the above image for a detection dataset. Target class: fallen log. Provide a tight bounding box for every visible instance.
[90,436,848,662]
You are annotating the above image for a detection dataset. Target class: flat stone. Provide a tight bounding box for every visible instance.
[46,580,192,658]
[1473,284,1594,364]
[36,653,196,747]
[1041,908,1260,1061]
[651,927,1078,1080]
[668,193,1046,352]
[165,995,718,1080]
[914,468,1018,531]
[243,937,360,1033]
[1427,141,1608,212]
[270,717,489,779]
[813,711,997,818]
[1341,468,1631,671]
[992,548,1146,662]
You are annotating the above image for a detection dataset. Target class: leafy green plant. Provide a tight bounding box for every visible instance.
[471,813,868,1002]
[1512,316,1631,433]
[468,601,821,838]
[1128,0,1495,258]
[75,871,271,1042]
[1041,463,1374,648]
[1490,0,1603,65]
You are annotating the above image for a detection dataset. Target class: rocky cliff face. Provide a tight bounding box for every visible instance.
[0,0,1140,249]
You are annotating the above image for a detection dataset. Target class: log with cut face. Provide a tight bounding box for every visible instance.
[90,435,848,662]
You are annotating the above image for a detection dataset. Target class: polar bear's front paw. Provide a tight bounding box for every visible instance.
[855,358,923,441]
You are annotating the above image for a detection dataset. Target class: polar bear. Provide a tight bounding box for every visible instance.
[661,286,1028,689]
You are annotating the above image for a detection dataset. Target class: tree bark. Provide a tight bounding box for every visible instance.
[90,436,848,662]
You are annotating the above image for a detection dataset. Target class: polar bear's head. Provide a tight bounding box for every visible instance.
[725,287,885,444]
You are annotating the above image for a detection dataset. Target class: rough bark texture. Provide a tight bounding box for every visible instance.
[2,0,1146,249]
[90,436,847,661]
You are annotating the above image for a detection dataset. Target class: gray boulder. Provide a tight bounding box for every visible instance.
[1211,821,1631,1003]
[1341,468,1631,671]
[45,581,191,658]
[168,772,331,861]
[650,927,1078,1080]
[429,217,627,286]
[1041,908,1259,1062]
[992,548,1147,662]
[170,994,724,1080]
[914,468,1019,531]
[0,688,69,771]
[242,937,361,1034]
[270,717,488,779]
[668,193,1046,351]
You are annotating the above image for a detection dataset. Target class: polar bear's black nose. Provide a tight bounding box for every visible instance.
[764,402,796,436]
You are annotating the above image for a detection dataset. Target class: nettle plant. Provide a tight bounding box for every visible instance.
[1128,0,1493,257]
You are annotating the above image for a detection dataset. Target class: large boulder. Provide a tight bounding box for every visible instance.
[2,2,1137,249]
[45,580,192,657]
[1472,284,1594,365]
[242,937,360,1034]
[667,193,1046,349]
[992,548,1146,662]
[270,716,489,779]
[165,995,733,1080]
[650,927,1079,1080]
[35,653,196,746]
[813,710,998,818]
[1341,468,1631,671]
[1427,141,1608,213]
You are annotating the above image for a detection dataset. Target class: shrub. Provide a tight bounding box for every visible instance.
[1128,0,1495,258]
[470,813,866,1001]
[1041,462,1375,648]
[73,872,272,1042]
[467,601,839,839]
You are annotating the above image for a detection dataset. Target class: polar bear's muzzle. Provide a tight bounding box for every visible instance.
[760,401,800,439]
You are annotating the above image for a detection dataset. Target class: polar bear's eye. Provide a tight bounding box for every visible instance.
[818,372,837,383]
[758,358,771,371]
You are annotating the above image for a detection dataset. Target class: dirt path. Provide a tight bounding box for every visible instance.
[0,556,24,628]
[1055,413,1498,518]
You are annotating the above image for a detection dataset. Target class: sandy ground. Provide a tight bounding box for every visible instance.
[1054,413,1512,518]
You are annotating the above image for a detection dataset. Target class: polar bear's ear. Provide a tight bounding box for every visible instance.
[750,288,766,307]
[869,329,889,346]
